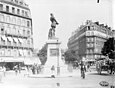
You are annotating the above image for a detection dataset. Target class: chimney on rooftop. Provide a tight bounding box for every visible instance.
[100,24,104,27]
[94,22,99,25]
[108,27,111,30]
[104,25,108,28]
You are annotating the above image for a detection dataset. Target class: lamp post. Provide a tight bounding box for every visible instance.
[113,30,115,59]
[97,0,99,3]
[113,36,115,59]
[57,39,60,76]
[113,0,115,59]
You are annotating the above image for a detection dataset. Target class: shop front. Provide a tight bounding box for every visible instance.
[0,57,24,70]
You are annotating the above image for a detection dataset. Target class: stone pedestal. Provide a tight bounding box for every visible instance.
[43,38,68,76]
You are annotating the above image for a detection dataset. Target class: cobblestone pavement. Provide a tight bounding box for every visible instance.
[0,69,114,88]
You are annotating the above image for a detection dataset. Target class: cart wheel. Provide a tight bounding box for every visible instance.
[107,69,111,74]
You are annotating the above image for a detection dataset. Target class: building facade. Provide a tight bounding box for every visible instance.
[0,0,33,67]
[67,20,113,61]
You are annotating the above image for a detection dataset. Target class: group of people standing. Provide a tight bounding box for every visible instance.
[31,64,42,75]
[13,64,43,76]
[0,66,6,82]
[13,64,21,75]
[79,57,93,79]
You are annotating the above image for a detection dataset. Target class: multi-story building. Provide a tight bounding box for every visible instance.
[113,30,115,52]
[0,0,33,69]
[113,30,115,38]
[67,20,113,62]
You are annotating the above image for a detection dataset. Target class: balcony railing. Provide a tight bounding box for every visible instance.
[5,31,28,38]
[7,42,12,46]
[0,40,33,49]
[0,41,6,45]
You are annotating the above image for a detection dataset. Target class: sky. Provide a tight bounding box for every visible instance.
[24,0,112,50]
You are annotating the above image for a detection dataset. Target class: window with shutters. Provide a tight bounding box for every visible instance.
[12,7,15,13]
[17,9,20,15]
[6,6,9,12]
[0,4,3,11]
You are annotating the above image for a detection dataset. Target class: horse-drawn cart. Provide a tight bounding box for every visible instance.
[96,58,115,74]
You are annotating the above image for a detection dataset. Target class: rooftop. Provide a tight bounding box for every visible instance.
[0,0,29,9]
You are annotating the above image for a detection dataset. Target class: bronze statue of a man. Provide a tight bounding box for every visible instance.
[48,13,59,39]
[50,13,59,28]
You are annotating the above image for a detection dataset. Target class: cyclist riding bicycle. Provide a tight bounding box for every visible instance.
[80,60,86,79]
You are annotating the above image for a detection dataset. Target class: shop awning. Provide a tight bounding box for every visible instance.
[13,38,18,43]
[7,37,13,42]
[24,57,41,65]
[32,57,41,64]
[24,58,35,65]
[0,57,24,62]
[18,38,23,43]
[24,59,34,65]
[86,59,96,62]
[1,36,7,41]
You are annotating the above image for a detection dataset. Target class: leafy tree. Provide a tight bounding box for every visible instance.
[101,37,115,59]
[64,49,79,64]
[37,44,47,65]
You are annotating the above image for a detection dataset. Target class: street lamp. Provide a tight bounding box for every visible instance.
[97,0,99,3]
[57,39,60,76]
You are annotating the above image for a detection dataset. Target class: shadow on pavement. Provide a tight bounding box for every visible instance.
[88,72,112,76]
[28,75,74,79]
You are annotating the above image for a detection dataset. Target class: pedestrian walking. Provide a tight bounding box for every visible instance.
[14,65,18,75]
[37,65,40,74]
[2,66,6,77]
[18,64,21,73]
[24,66,29,77]
[87,64,91,72]
[51,65,55,78]
[79,58,86,79]
[31,65,35,74]
[109,60,114,74]
[0,67,2,82]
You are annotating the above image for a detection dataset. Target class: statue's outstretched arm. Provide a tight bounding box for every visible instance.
[53,17,59,24]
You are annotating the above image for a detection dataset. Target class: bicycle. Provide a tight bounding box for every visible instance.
[81,70,85,79]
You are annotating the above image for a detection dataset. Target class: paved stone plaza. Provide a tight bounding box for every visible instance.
[0,69,114,88]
